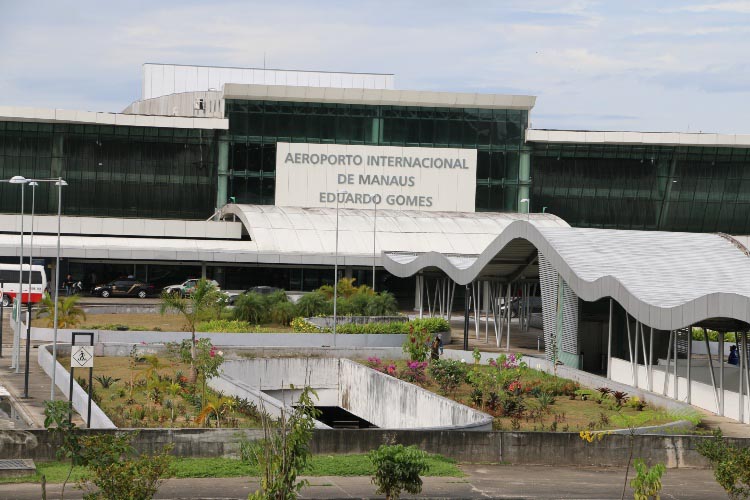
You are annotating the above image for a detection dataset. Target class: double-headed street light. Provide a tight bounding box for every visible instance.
[9,176,28,374]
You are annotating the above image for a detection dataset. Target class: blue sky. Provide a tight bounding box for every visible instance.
[2,0,750,133]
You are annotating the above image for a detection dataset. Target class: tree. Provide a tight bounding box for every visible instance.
[44,400,83,500]
[698,430,750,499]
[160,278,223,383]
[368,444,428,500]
[35,292,86,328]
[246,386,320,499]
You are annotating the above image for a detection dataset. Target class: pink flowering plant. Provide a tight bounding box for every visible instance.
[366,356,383,370]
[399,361,428,384]
[402,324,431,362]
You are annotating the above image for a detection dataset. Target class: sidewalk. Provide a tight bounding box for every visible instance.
[0,310,81,428]
[0,464,726,499]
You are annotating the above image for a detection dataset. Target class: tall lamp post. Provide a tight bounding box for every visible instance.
[9,175,28,373]
[22,181,38,398]
[332,190,348,347]
[372,200,377,292]
[51,178,67,400]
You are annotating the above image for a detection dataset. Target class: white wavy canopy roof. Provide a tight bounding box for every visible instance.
[383,221,750,331]
[220,204,568,266]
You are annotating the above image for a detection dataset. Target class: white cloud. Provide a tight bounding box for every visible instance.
[1,1,750,133]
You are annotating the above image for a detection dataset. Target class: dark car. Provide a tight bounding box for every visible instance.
[227,285,282,305]
[92,278,155,299]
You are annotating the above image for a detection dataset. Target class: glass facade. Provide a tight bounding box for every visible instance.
[0,121,219,219]
[224,100,529,210]
[531,142,750,233]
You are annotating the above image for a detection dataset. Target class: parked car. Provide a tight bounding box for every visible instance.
[92,278,155,298]
[162,279,220,297]
[227,285,282,305]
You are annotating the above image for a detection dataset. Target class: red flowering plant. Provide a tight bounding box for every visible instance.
[402,324,431,362]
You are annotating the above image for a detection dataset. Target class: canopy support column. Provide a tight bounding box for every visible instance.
[463,284,470,352]
[719,331,725,416]
[606,298,613,380]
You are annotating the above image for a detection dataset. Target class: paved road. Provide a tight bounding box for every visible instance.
[0,464,726,499]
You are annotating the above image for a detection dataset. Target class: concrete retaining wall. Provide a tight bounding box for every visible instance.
[37,344,116,429]
[214,357,492,431]
[0,428,735,468]
[30,327,406,348]
[338,359,491,430]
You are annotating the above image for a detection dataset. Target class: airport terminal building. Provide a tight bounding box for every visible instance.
[5,64,750,421]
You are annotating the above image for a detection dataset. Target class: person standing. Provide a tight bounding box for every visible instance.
[430,336,441,361]
[729,345,739,366]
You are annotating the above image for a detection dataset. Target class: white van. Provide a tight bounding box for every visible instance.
[0,264,47,306]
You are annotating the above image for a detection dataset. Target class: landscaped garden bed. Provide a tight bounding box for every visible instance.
[59,342,261,428]
[361,353,700,432]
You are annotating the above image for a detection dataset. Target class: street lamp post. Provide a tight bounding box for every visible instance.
[23,181,38,398]
[9,175,28,373]
[332,190,347,347]
[372,200,377,292]
[51,178,67,400]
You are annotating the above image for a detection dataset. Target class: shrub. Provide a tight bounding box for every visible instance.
[410,317,450,334]
[399,361,428,384]
[630,459,665,500]
[369,444,428,500]
[428,359,466,396]
[232,292,267,324]
[295,291,331,317]
[78,432,173,500]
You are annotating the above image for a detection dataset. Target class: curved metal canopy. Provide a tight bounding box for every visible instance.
[383,220,750,331]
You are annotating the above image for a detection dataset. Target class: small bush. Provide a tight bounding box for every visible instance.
[369,444,428,500]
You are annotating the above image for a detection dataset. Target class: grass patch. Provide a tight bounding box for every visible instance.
[0,454,462,484]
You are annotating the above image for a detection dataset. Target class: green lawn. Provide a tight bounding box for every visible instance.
[0,454,463,484]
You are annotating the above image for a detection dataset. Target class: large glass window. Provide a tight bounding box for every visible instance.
[0,121,218,219]
[531,143,750,233]
[224,100,529,211]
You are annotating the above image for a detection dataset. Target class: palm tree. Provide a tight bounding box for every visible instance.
[160,278,222,383]
[35,293,86,328]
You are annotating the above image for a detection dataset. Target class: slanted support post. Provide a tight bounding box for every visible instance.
[663,330,673,396]
[648,327,654,392]
[606,298,613,379]
[702,327,720,412]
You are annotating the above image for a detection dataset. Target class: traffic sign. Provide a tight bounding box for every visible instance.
[70,346,94,368]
